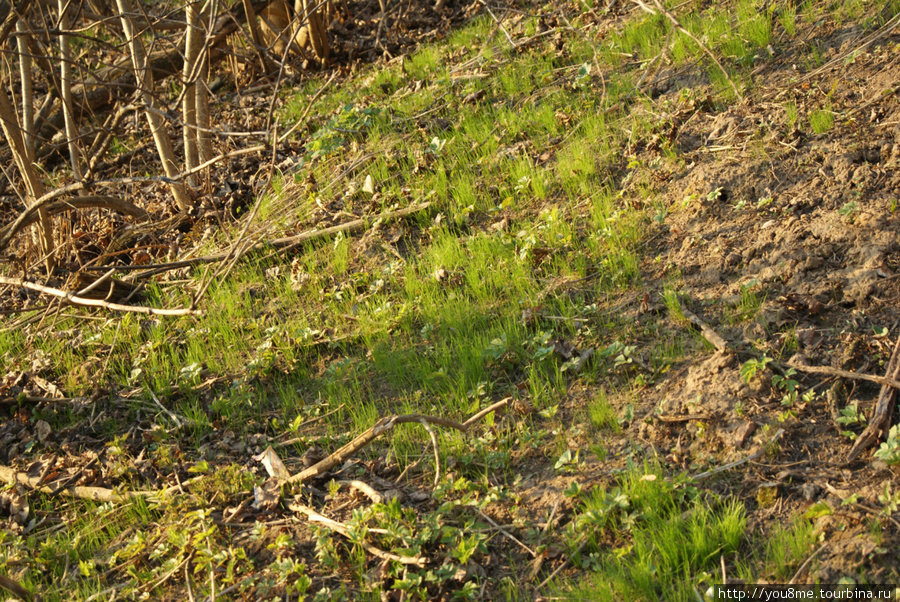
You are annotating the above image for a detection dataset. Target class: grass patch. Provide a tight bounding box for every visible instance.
[558,467,747,601]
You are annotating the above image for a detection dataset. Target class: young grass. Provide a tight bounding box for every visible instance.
[558,466,747,601]
[587,388,619,432]
[778,3,798,35]
[762,517,819,580]
[2,0,870,597]
[809,105,834,134]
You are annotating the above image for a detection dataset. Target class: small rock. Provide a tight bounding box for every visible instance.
[733,421,756,447]
[801,255,824,271]
[800,482,820,501]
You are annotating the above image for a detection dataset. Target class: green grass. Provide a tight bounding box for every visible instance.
[1,0,882,598]
[809,105,834,134]
[587,388,619,432]
[559,467,747,601]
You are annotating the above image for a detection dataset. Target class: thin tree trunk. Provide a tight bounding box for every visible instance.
[115,0,193,210]
[15,20,34,161]
[0,89,54,272]
[183,0,201,187]
[58,0,83,180]
[196,0,216,165]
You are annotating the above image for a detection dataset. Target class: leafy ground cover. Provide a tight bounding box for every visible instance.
[2,0,900,600]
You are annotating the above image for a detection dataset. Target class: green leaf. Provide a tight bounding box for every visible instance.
[189,460,210,474]
[803,501,832,519]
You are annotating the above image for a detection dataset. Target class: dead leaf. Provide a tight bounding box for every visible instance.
[35,420,51,443]
[252,446,291,480]
[553,339,575,360]
[31,375,63,399]
[252,478,282,510]
[363,174,376,195]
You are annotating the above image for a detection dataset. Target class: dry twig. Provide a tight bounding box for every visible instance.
[690,428,785,481]
[0,277,201,316]
[287,412,467,484]
[786,358,900,392]
[679,306,730,353]
[288,501,427,566]
[847,336,900,462]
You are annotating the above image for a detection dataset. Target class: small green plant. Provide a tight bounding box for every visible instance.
[808,107,834,134]
[838,201,859,217]
[878,483,900,517]
[555,449,580,473]
[874,425,900,465]
[707,187,724,202]
[564,481,584,499]
[836,400,866,439]
[772,368,799,406]
[740,355,772,382]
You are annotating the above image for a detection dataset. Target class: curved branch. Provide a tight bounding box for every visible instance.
[0,276,200,316]
[0,195,149,253]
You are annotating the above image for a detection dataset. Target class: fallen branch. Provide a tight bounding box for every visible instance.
[847,336,900,462]
[0,574,32,602]
[655,413,710,423]
[536,538,588,590]
[474,507,536,557]
[95,202,432,279]
[0,464,132,503]
[788,542,828,585]
[337,479,383,504]
[786,358,900,392]
[690,428,785,481]
[0,464,205,503]
[288,501,427,566]
[463,398,511,428]
[478,0,517,48]
[11,143,268,224]
[287,411,467,484]
[0,276,201,316]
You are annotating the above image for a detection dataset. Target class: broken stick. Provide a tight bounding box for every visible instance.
[847,336,900,462]
[678,306,730,353]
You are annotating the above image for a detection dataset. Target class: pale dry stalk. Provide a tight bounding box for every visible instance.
[115,0,194,210]
[0,88,55,272]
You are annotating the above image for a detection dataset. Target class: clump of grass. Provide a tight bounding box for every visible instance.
[784,101,800,129]
[762,518,819,580]
[809,106,834,134]
[778,3,798,35]
[587,388,620,432]
[559,466,747,601]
